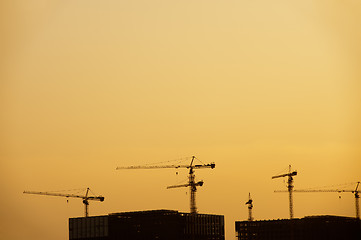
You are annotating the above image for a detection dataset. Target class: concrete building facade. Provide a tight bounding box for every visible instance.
[69,209,225,240]
[235,215,361,240]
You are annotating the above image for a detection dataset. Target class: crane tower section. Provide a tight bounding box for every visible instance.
[245,192,253,221]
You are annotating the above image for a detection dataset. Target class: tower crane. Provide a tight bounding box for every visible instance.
[116,156,215,214]
[23,188,104,217]
[245,192,253,221]
[272,165,297,219]
[275,181,360,219]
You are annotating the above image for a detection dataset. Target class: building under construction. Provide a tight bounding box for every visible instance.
[235,215,361,240]
[69,209,225,240]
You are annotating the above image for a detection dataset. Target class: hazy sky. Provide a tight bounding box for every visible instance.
[1,1,361,239]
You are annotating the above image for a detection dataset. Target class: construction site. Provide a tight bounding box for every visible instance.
[23,158,361,240]
[235,166,361,240]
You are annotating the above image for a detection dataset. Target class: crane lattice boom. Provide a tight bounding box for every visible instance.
[116,163,215,170]
[271,171,297,179]
[23,188,104,217]
[23,191,104,201]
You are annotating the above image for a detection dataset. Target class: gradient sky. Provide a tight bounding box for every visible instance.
[1,1,361,239]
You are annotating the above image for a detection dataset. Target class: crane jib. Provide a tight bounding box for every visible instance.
[116,163,215,170]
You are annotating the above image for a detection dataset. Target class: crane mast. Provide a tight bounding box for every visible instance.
[355,182,360,219]
[272,165,297,219]
[245,192,253,221]
[23,188,104,217]
[116,156,215,214]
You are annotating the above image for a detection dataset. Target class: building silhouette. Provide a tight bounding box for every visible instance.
[235,215,361,240]
[69,209,225,240]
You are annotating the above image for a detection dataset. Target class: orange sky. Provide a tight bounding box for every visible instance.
[1,1,361,239]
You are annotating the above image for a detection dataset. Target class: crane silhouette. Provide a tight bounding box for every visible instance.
[245,192,253,221]
[272,165,297,219]
[116,156,215,214]
[23,188,104,217]
[275,181,360,219]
